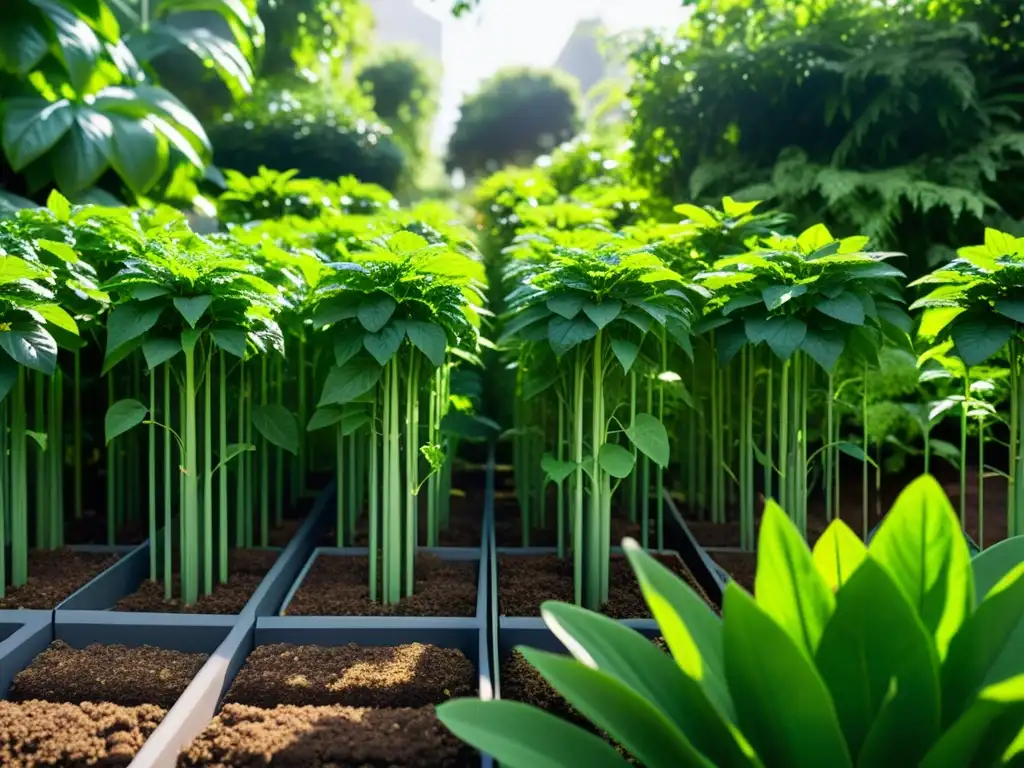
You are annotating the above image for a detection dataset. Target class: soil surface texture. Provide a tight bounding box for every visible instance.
[9,640,208,709]
[113,549,279,614]
[178,703,474,768]
[224,643,475,709]
[708,550,757,594]
[0,700,165,768]
[499,553,718,617]
[286,553,477,617]
[0,549,120,610]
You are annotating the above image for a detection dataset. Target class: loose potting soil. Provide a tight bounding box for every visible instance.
[498,553,718,618]
[113,548,280,614]
[0,549,120,610]
[0,641,208,767]
[180,642,476,767]
[285,553,477,617]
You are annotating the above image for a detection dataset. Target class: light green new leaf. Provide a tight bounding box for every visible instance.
[869,475,974,659]
[798,223,835,253]
[812,520,867,592]
[522,647,717,768]
[814,559,941,765]
[105,399,148,443]
[541,453,576,484]
[598,443,635,478]
[36,239,79,263]
[625,413,669,468]
[405,320,447,366]
[363,322,406,365]
[0,255,47,284]
[583,299,622,329]
[252,404,299,455]
[142,337,181,369]
[357,293,397,332]
[436,699,631,768]
[32,303,78,335]
[46,190,71,221]
[723,584,852,768]
[319,357,382,405]
[173,295,212,328]
[755,501,835,655]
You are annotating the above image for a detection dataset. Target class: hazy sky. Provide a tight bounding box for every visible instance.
[411,0,687,150]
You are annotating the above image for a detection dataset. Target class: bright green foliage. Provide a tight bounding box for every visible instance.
[438,475,1024,767]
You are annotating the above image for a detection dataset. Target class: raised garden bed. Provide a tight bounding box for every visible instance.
[0,547,126,611]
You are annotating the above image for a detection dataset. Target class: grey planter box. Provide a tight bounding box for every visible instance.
[0,613,52,697]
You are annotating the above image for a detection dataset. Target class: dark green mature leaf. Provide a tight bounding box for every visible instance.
[357,293,397,332]
[333,333,364,367]
[523,368,558,400]
[405,320,447,366]
[0,19,48,74]
[801,327,846,373]
[436,699,631,768]
[762,284,807,310]
[583,299,622,329]
[541,453,575,484]
[746,316,806,361]
[869,475,974,660]
[599,443,635,478]
[363,323,405,365]
[755,501,835,656]
[540,602,755,768]
[521,647,717,768]
[105,399,148,443]
[105,302,163,360]
[548,315,598,357]
[815,559,941,765]
[723,584,852,768]
[950,316,1014,368]
[307,406,344,432]
[319,357,382,405]
[2,99,74,170]
[547,292,586,319]
[212,328,247,357]
[0,324,58,375]
[973,537,1024,598]
[32,0,103,92]
[942,562,1024,725]
[107,113,167,195]
[499,304,550,342]
[53,113,111,194]
[625,413,669,468]
[0,355,17,404]
[610,336,639,373]
[142,337,180,369]
[919,678,1024,768]
[816,292,865,325]
[715,322,747,367]
[994,300,1024,325]
[252,404,299,454]
[313,295,358,327]
[811,520,867,592]
[174,295,212,327]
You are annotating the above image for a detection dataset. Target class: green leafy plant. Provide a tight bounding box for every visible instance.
[439,474,1024,767]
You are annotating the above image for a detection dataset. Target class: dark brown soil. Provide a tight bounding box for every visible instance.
[0,549,120,610]
[498,553,718,618]
[224,643,475,709]
[113,549,279,614]
[9,641,208,709]
[0,700,165,768]
[708,551,757,594]
[178,703,474,768]
[268,518,306,548]
[286,554,477,617]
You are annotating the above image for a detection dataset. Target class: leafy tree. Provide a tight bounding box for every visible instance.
[447,68,582,177]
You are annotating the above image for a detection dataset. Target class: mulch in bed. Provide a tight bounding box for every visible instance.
[0,549,120,610]
[498,553,719,618]
[0,640,209,768]
[285,553,477,617]
[180,642,476,768]
[113,548,280,614]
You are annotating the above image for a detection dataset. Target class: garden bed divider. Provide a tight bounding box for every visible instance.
[0,613,52,697]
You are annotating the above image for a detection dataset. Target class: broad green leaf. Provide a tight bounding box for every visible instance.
[220,443,255,465]
[333,333,364,367]
[105,303,163,359]
[107,113,167,195]
[762,284,807,311]
[1,98,74,170]
[0,255,47,284]
[307,407,344,432]
[746,316,807,361]
[548,293,586,319]
[212,328,247,358]
[142,337,180,369]
[994,299,1024,325]
[610,336,639,374]
[313,294,358,327]
[869,475,974,659]
[363,322,405,365]
[357,293,397,332]
[548,315,598,357]
[105,399,148,443]
[755,500,835,656]
[918,306,965,340]
[973,537,1024,598]
[622,540,732,717]
[341,411,370,436]
[942,562,1024,725]
[625,413,669,468]
[715,322,748,367]
[721,197,760,217]
[541,453,576,484]
[836,441,878,467]
[319,357,382,406]
[131,284,171,301]
[499,304,549,342]
[0,324,58,375]
[815,559,940,765]
[436,699,631,768]
[521,647,717,768]
[405,320,447,366]
[252,404,299,455]
[797,223,835,253]
[951,316,1014,368]
[583,299,622,329]
[542,602,758,768]
[920,677,1024,768]
[723,584,852,768]
[46,190,71,221]
[173,295,212,328]
[36,239,79,263]
[801,327,846,373]
[816,292,865,325]
[53,113,111,194]
[812,520,867,592]
[32,304,78,335]
[599,443,635,478]
[674,203,718,228]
